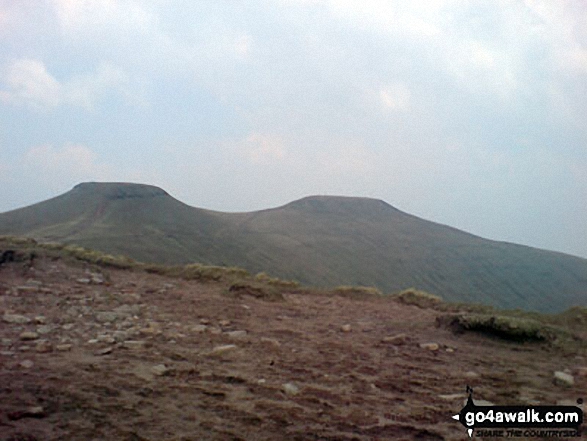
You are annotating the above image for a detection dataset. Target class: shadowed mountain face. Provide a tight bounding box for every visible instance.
[1,182,586,312]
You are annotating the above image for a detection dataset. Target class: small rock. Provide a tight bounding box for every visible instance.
[151,364,169,376]
[199,318,210,325]
[446,348,455,353]
[95,347,113,356]
[553,371,574,387]
[341,324,352,333]
[209,327,222,335]
[219,320,231,327]
[381,333,409,345]
[0,351,15,356]
[226,330,248,339]
[123,340,147,350]
[62,323,74,330]
[282,382,300,396]
[1,338,12,346]
[140,324,161,335]
[209,344,238,356]
[77,278,91,284]
[3,313,30,324]
[26,406,46,417]
[97,334,116,344]
[35,341,53,353]
[90,274,105,284]
[419,342,439,351]
[20,332,39,341]
[464,371,480,379]
[19,360,34,369]
[56,344,72,352]
[87,339,99,344]
[34,316,47,324]
[576,367,587,377]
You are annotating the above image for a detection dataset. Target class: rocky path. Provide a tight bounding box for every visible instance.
[0,256,585,440]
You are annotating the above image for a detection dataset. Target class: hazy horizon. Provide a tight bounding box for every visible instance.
[1,1,586,259]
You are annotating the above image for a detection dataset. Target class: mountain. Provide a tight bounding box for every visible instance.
[1,181,586,312]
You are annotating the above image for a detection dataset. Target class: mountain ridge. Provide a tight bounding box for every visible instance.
[1,181,586,312]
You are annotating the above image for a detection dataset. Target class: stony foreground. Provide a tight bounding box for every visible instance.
[0,254,586,440]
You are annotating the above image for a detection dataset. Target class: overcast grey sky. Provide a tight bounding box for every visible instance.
[0,0,586,258]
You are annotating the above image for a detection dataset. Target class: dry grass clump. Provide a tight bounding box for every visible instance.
[0,235,37,246]
[61,245,136,269]
[332,285,383,300]
[254,272,300,288]
[391,288,442,308]
[436,313,564,343]
[144,263,250,283]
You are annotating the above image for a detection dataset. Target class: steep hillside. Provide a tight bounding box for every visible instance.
[1,182,586,312]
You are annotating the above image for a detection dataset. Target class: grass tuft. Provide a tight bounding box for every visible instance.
[391,288,442,308]
[332,285,383,300]
[255,272,300,288]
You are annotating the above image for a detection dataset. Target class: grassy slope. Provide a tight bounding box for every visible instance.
[1,183,586,312]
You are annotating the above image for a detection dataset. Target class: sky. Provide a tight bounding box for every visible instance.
[0,0,586,259]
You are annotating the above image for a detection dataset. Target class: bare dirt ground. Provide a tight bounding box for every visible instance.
[0,254,585,440]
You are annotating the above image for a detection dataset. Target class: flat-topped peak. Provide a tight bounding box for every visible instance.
[72,182,169,200]
[282,195,398,215]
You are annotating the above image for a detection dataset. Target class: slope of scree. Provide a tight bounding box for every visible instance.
[0,239,585,441]
[0,182,587,312]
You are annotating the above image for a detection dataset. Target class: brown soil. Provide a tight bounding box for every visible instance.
[0,255,585,441]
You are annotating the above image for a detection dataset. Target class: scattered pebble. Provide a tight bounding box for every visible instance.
[20,331,39,341]
[341,324,352,333]
[553,371,574,387]
[209,344,238,356]
[419,342,439,351]
[95,347,113,356]
[151,364,169,376]
[123,340,147,350]
[282,382,300,396]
